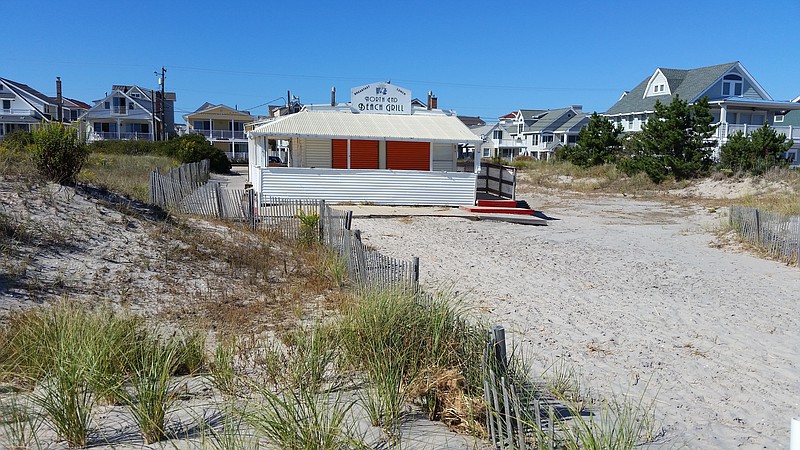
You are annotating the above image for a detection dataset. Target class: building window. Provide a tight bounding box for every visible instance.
[2,100,10,110]
[70,110,78,121]
[129,102,135,109]
[130,93,140,98]
[517,124,523,134]
[492,130,502,140]
[104,101,110,109]
[722,74,743,97]
[482,148,490,158]
[775,115,784,123]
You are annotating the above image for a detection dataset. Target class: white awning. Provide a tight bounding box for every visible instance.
[249,110,482,144]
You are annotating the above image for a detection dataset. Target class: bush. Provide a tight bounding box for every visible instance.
[88,139,168,156]
[30,122,90,185]
[1,129,34,152]
[170,134,231,173]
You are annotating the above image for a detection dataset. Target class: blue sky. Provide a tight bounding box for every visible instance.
[5,0,799,122]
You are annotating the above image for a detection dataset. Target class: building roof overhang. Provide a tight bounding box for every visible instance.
[249,110,483,144]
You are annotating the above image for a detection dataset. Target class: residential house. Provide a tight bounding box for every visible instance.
[512,107,589,160]
[603,61,800,159]
[80,85,176,142]
[776,96,800,164]
[472,122,526,160]
[0,77,87,140]
[184,103,255,162]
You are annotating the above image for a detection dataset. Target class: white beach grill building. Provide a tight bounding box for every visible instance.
[247,82,482,206]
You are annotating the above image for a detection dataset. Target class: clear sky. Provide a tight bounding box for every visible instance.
[5,0,799,122]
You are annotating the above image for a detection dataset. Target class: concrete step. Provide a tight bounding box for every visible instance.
[477,199,519,208]
[459,205,535,215]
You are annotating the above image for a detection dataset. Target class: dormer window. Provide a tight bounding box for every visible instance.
[492,130,503,140]
[722,74,743,97]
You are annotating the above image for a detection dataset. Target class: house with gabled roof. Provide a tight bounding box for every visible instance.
[0,77,88,140]
[79,85,176,142]
[519,107,589,160]
[471,122,526,160]
[184,103,255,162]
[604,61,800,158]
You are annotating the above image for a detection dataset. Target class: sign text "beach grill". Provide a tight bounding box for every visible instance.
[350,82,412,115]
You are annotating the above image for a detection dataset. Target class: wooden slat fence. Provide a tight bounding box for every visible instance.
[729,205,800,266]
[478,162,517,200]
[483,325,564,450]
[257,197,419,291]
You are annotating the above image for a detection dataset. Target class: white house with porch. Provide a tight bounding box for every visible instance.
[604,61,800,158]
[184,103,254,162]
[247,82,482,206]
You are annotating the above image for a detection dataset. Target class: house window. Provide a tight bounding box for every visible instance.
[722,74,743,97]
[492,130,502,140]
[752,114,764,125]
[232,121,244,131]
[775,115,784,123]
[129,102,135,109]
[104,101,110,109]
[542,135,554,143]
[70,110,78,121]
[2,100,10,110]
[482,148,490,158]
[517,124,523,134]
[130,93,140,98]
[193,120,210,130]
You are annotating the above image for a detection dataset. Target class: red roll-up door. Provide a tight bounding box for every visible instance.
[332,139,347,169]
[332,139,379,169]
[386,141,430,171]
[350,140,379,169]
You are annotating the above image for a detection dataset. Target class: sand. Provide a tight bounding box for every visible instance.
[353,192,800,449]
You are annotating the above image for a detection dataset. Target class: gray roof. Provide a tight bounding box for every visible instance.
[604,62,738,115]
[556,113,590,133]
[0,77,54,106]
[527,108,571,132]
[193,102,217,113]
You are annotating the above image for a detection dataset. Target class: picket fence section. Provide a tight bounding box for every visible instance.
[261,197,420,291]
[483,326,566,450]
[729,205,800,266]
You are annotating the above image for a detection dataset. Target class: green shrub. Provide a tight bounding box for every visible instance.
[30,122,90,185]
[1,129,34,152]
[170,134,231,173]
[296,209,320,246]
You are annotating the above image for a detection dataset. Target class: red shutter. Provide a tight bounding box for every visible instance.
[349,140,379,169]
[386,141,430,171]
[332,139,347,169]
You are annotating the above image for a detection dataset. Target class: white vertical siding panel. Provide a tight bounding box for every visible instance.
[260,168,475,206]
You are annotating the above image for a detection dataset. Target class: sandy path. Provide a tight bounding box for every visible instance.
[353,194,800,449]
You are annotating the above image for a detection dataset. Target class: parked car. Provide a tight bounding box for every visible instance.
[268,156,287,167]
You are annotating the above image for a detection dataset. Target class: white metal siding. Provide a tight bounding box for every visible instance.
[432,143,455,172]
[260,168,475,206]
[304,138,332,168]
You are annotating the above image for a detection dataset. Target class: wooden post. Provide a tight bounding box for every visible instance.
[501,377,514,447]
[483,378,497,445]
[412,256,420,292]
[345,210,353,231]
[755,209,761,243]
[319,200,327,242]
[493,325,507,372]
[215,183,224,218]
[247,189,256,231]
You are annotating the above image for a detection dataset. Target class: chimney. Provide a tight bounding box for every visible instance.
[430,94,438,110]
[427,91,432,110]
[571,105,583,111]
[56,77,63,122]
[331,86,336,106]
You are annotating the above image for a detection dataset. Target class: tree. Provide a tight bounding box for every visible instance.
[561,112,622,167]
[720,124,792,174]
[625,95,718,182]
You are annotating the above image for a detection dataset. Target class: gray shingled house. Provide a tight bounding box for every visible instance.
[604,61,800,161]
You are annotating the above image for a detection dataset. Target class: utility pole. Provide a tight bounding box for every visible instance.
[155,66,167,140]
[151,90,157,141]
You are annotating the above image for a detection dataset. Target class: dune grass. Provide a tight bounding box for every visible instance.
[77,152,177,203]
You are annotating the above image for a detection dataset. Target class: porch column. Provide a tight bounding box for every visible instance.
[719,105,728,140]
[209,119,213,139]
[230,119,234,140]
[116,119,121,139]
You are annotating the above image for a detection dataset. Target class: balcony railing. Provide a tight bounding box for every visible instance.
[493,138,527,148]
[90,131,152,141]
[1,108,36,116]
[192,129,246,140]
[111,106,127,115]
[716,123,800,142]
